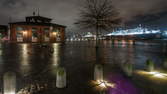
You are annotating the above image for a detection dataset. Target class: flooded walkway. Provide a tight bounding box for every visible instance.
[0,40,167,94]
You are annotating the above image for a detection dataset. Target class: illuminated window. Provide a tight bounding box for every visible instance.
[16,27,24,31]
[53,28,59,32]
[52,28,60,41]
[16,27,24,42]
[16,32,23,42]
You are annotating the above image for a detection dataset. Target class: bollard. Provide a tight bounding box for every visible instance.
[3,72,16,94]
[124,63,133,77]
[146,59,154,72]
[94,64,103,81]
[163,58,167,68]
[56,67,66,88]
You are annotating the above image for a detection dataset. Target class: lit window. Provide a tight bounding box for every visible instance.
[16,27,24,31]
[53,28,59,32]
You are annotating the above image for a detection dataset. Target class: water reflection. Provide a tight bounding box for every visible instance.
[52,44,60,66]
[0,41,166,94]
[21,44,29,65]
[19,44,31,77]
[0,43,2,55]
[0,43,3,64]
[51,44,60,75]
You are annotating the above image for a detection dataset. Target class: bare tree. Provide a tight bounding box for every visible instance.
[75,0,121,48]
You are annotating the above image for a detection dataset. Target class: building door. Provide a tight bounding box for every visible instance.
[44,28,50,42]
[52,28,60,42]
[32,28,38,42]
[16,32,23,42]
[38,30,43,43]
[16,27,24,42]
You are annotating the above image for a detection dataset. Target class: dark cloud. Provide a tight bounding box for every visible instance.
[0,0,26,8]
[0,0,167,29]
[112,0,167,22]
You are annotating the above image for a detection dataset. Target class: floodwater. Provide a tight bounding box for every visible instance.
[0,40,167,94]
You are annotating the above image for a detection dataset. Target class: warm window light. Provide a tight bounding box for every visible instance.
[23,31,27,35]
[129,40,134,45]
[52,32,57,35]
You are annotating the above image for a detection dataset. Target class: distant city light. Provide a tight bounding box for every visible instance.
[106,27,161,36]
[162,31,167,37]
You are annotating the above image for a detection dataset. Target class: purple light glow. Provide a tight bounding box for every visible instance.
[107,73,142,94]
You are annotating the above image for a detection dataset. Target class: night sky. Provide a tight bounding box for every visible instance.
[0,0,167,30]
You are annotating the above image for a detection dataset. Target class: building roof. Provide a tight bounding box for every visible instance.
[9,22,66,28]
[25,16,52,23]
[26,16,52,21]
[9,15,66,28]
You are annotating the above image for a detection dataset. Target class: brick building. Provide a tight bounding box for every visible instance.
[9,15,66,43]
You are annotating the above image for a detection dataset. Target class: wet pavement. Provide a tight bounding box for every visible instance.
[0,40,167,94]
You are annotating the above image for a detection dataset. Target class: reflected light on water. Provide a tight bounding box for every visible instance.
[6,92,15,94]
[22,44,27,54]
[114,40,118,44]
[21,44,29,65]
[0,50,2,55]
[154,73,164,78]
[51,44,60,75]
[129,40,134,45]
[91,80,115,91]
[20,44,30,76]
[135,70,167,79]
[52,44,59,66]
[97,80,115,89]
[0,43,2,55]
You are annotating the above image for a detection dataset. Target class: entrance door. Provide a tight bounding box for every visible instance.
[32,28,38,42]
[16,32,23,42]
[44,28,50,42]
[16,27,24,42]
